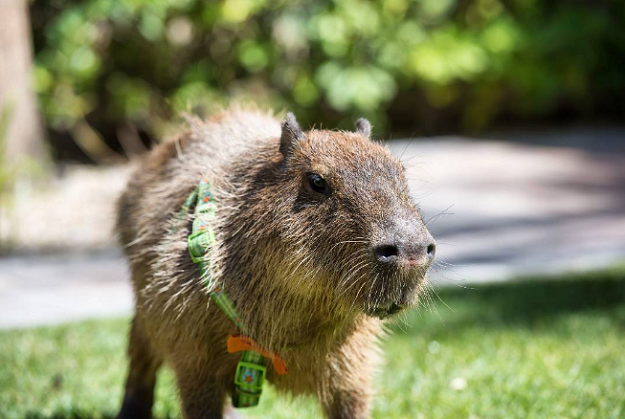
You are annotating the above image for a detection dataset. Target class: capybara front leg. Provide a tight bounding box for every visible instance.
[174,361,232,419]
[118,317,162,419]
[323,389,371,419]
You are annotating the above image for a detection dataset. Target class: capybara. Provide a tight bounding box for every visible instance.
[116,107,435,419]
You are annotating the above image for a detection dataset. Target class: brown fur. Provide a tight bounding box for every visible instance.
[116,107,434,419]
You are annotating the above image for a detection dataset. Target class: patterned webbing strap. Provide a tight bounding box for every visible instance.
[183,179,271,408]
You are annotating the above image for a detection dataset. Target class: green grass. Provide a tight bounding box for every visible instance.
[2,269,625,419]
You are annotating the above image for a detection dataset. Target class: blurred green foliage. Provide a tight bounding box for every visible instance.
[31,0,625,152]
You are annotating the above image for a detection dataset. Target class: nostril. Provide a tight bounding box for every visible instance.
[374,244,399,263]
[426,243,436,258]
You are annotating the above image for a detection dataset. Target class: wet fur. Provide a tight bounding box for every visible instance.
[116,107,430,419]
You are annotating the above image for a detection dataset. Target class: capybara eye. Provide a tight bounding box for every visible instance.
[307,173,330,195]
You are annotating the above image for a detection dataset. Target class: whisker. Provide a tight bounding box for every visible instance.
[425,204,455,227]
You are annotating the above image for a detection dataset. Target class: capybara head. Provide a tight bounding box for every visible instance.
[262,113,435,319]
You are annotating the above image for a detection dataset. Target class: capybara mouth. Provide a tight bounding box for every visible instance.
[362,267,429,319]
[365,302,405,319]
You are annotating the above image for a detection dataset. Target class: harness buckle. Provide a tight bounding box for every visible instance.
[233,360,266,407]
[235,361,266,392]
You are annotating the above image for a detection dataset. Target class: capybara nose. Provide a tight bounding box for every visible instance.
[403,241,436,265]
[374,241,436,265]
[374,244,400,263]
[425,242,436,260]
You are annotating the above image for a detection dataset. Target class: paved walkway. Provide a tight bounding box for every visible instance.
[389,131,625,285]
[1,128,624,328]
[0,251,131,328]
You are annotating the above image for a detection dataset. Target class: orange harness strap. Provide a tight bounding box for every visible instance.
[227,335,288,376]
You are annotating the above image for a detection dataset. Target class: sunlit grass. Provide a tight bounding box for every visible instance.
[1,268,624,419]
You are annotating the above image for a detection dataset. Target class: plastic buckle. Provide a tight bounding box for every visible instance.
[234,361,266,392]
[233,387,261,408]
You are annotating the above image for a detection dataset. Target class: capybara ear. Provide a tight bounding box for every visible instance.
[280,112,304,158]
[355,118,372,138]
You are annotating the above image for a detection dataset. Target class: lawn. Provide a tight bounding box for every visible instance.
[1,269,624,419]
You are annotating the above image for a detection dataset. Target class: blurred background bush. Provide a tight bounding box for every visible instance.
[28,0,625,163]
[2,4,625,416]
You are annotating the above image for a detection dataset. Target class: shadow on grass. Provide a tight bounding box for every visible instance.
[24,415,115,419]
[394,267,625,335]
[23,412,177,419]
[454,269,625,316]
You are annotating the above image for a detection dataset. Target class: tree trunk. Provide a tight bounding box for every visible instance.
[0,0,46,167]
[0,0,47,251]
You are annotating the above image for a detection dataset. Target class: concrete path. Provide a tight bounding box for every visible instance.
[389,132,625,285]
[1,128,624,328]
[0,251,131,328]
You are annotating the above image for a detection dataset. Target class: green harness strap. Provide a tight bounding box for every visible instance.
[182,179,268,408]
